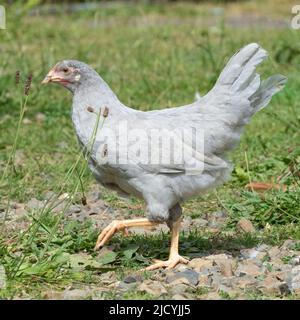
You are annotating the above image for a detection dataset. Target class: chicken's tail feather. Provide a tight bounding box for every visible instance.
[214,43,287,114]
[250,74,287,112]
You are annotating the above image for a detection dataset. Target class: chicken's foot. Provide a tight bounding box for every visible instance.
[144,219,188,270]
[94,218,159,250]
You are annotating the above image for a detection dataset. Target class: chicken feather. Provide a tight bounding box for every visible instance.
[43,43,287,225]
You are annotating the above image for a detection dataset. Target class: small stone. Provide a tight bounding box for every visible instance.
[256,244,270,252]
[58,193,70,200]
[66,205,81,215]
[201,292,223,300]
[117,281,137,291]
[167,270,199,286]
[11,202,22,210]
[240,248,260,260]
[258,276,290,295]
[62,289,92,300]
[235,261,261,277]
[22,118,32,125]
[198,274,211,286]
[0,265,6,289]
[189,258,214,272]
[206,265,222,275]
[9,202,27,220]
[44,191,56,200]
[268,246,281,258]
[218,284,233,294]
[210,274,224,290]
[207,220,223,229]
[43,290,63,300]
[74,213,88,222]
[99,271,116,285]
[290,256,300,266]
[220,276,236,287]
[138,281,167,296]
[169,283,189,296]
[123,275,142,284]
[216,259,237,277]
[172,294,188,300]
[35,112,46,123]
[272,271,286,282]
[278,264,292,273]
[14,149,26,166]
[206,211,227,229]
[87,202,107,216]
[205,253,230,261]
[86,191,102,202]
[0,211,7,220]
[237,218,255,233]
[26,198,45,210]
[176,264,189,272]
[289,267,300,295]
[281,240,295,250]
[191,218,208,228]
[291,265,300,274]
[51,202,66,214]
[257,252,270,261]
[214,211,228,218]
[235,275,257,289]
[181,216,192,232]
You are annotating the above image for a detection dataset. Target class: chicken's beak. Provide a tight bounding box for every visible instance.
[42,69,61,84]
[42,75,51,84]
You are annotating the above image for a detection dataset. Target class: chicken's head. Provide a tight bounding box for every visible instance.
[42,60,98,93]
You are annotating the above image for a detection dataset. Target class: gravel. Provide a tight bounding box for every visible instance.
[4,189,300,300]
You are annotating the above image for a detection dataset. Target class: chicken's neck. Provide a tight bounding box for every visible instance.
[71,76,134,147]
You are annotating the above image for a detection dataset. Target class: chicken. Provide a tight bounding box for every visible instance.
[42,43,286,270]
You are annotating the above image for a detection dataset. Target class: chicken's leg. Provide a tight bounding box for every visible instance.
[144,219,188,270]
[94,218,159,250]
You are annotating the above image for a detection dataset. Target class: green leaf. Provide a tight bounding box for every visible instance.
[123,245,139,260]
[134,254,148,263]
[69,253,92,270]
[53,252,70,265]
[234,166,248,182]
[98,251,118,265]
[71,271,85,281]
[19,263,48,276]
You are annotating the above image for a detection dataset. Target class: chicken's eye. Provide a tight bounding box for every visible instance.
[62,67,69,73]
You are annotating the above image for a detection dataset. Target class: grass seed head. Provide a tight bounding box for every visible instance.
[24,73,33,96]
[15,70,20,85]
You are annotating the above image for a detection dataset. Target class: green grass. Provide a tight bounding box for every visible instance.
[0,1,300,299]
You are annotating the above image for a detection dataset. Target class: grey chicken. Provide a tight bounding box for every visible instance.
[42,43,286,270]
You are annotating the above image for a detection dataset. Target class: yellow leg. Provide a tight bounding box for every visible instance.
[94,218,159,250]
[144,219,189,271]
